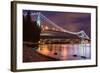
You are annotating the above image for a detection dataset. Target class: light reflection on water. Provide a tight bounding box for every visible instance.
[37,44,91,60]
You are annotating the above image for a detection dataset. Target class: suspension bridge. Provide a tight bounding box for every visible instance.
[31,12,89,40]
[34,12,90,59]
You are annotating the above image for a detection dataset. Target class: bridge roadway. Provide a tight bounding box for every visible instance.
[40,31,80,39]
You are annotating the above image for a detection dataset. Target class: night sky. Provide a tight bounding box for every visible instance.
[23,10,91,38]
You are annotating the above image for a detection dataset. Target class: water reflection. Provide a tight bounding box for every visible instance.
[37,44,91,60]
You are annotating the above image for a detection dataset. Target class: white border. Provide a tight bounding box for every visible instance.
[17,3,96,69]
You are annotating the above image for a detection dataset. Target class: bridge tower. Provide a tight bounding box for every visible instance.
[36,12,41,27]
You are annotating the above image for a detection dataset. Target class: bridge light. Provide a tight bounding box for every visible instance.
[52,28,55,30]
[45,26,49,30]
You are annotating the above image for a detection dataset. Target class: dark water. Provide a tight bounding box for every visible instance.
[37,44,91,60]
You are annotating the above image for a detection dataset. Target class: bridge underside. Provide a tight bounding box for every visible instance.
[40,31,81,44]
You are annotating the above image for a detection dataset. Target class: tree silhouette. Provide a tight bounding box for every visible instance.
[23,10,41,43]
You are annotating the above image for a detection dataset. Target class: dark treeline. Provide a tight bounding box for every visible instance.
[23,10,41,43]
